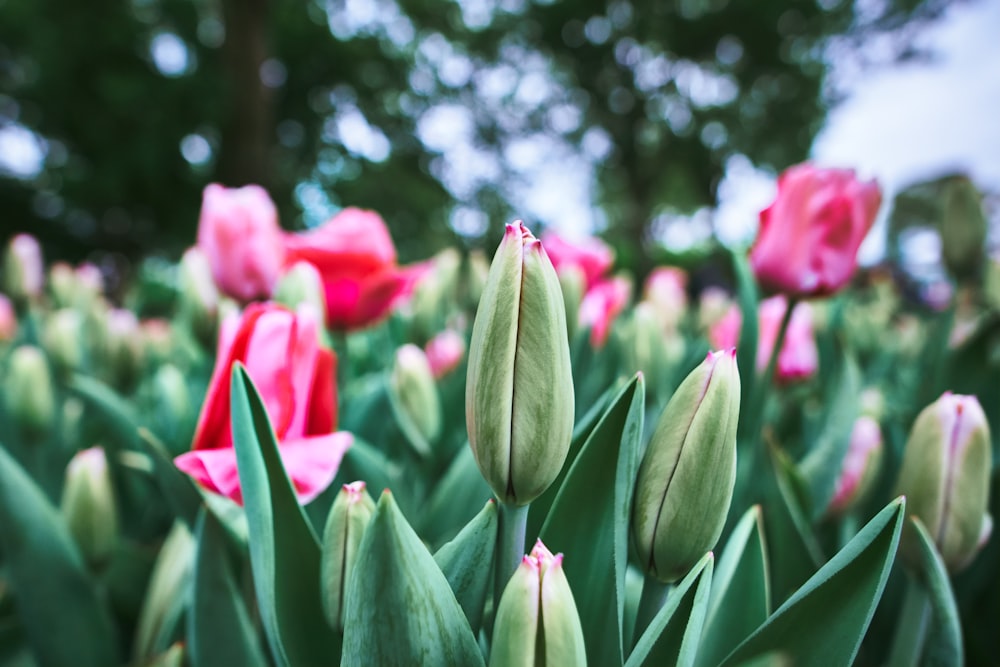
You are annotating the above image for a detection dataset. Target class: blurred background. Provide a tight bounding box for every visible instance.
[0,0,997,288]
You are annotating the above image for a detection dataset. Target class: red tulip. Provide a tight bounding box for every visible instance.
[540,231,614,290]
[175,303,351,504]
[196,183,286,301]
[578,276,631,348]
[283,207,428,330]
[750,164,881,297]
[710,295,818,382]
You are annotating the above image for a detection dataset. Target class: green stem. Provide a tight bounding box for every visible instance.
[632,577,671,649]
[750,295,797,426]
[888,577,930,667]
[494,502,530,608]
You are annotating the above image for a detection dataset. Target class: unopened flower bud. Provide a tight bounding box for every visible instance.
[940,176,987,282]
[5,345,55,436]
[424,329,465,379]
[153,364,192,430]
[466,250,490,306]
[104,308,143,387]
[178,247,220,346]
[135,522,195,659]
[632,349,740,582]
[43,309,84,374]
[321,482,376,632]
[61,447,118,566]
[141,318,174,367]
[895,392,993,572]
[2,234,43,303]
[391,344,442,445]
[697,287,732,333]
[0,293,17,341]
[466,222,574,505]
[490,539,587,667]
[557,265,586,339]
[643,267,688,331]
[274,261,327,322]
[622,302,672,388]
[410,248,461,336]
[827,416,883,516]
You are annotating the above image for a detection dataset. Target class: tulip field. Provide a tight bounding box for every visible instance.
[0,163,998,667]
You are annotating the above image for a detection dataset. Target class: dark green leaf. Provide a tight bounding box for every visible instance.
[907,516,964,667]
[421,444,493,547]
[433,500,498,633]
[730,248,759,441]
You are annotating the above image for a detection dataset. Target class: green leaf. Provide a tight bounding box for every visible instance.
[132,521,195,664]
[797,352,860,519]
[229,364,340,667]
[334,436,400,505]
[189,509,268,667]
[421,444,493,547]
[342,491,486,667]
[730,248,759,440]
[0,444,119,667]
[718,497,905,667]
[540,373,644,666]
[626,553,715,667]
[433,500,498,633]
[700,506,771,667]
[906,516,964,667]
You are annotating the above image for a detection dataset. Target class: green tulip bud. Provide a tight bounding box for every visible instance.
[153,363,193,429]
[2,234,43,304]
[466,250,490,306]
[490,539,587,667]
[940,176,987,282]
[61,447,118,566]
[321,481,376,632]
[178,247,220,346]
[274,261,327,322]
[632,349,740,582]
[466,221,574,505]
[894,392,993,572]
[104,308,144,387]
[558,264,586,339]
[827,416,884,516]
[410,248,461,336]
[390,344,442,445]
[134,522,195,662]
[622,301,672,390]
[5,345,55,437]
[43,308,85,375]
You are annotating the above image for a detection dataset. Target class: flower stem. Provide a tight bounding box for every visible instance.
[632,577,672,649]
[494,501,530,608]
[888,577,930,667]
[751,296,797,424]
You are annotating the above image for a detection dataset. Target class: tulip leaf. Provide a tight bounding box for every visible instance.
[797,351,860,519]
[699,506,771,667]
[189,508,268,667]
[717,496,905,667]
[905,515,964,667]
[626,552,715,667]
[132,522,194,663]
[0,444,119,667]
[342,491,486,667]
[433,500,498,633]
[540,373,645,666]
[421,444,493,547]
[229,364,340,667]
[334,435,400,500]
[729,248,758,440]
[767,444,825,602]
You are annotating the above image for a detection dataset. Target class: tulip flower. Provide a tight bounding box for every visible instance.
[490,540,587,667]
[578,275,632,349]
[643,266,688,331]
[2,233,43,302]
[424,329,466,379]
[710,296,818,383]
[61,447,118,566]
[894,392,993,572]
[541,230,614,289]
[466,221,574,505]
[175,303,352,504]
[750,164,881,297]
[632,349,740,583]
[283,207,428,330]
[321,481,376,632]
[828,416,883,516]
[196,183,286,301]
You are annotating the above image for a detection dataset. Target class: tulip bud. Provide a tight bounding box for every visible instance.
[643,267,688,332]
[490,540,587,667]
[557,264,586,339]
[178,247,220,346]
[895,392,993,572]
[49,262,76,308]
[104,308,143,387]
[152,364,193,432]
[42,309,84,374]
[940,176,987,282]
[466,249,490,306]
[622,302,672,389]
[0,293,17,341]
[274,260,328,322]
[466,222,574,505]
[391,344,442,445]
[141,318,174,367]
[61,447,118,566]
[827,416,884,516]
[74,263,105,305]
[696,287,732,333]
[321,481,376,632]
[2,234,43,303]
[5,345,55,437]
[632,349,740,582]
[134,522,195,661]
[424,329,466,379]
[410,248,461,335]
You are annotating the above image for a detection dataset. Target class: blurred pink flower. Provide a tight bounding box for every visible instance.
[643,267,688,329]
[541,231,614,289]
[0,294,17,340]
[750,164,881,297]
[828,415,883,515]
[284,207,428,330]
[424,329,466,379]
[8,234,44,298]
[579,276,631,348]
[196,183,286,301]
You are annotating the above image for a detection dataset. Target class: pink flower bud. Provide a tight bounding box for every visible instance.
[0,294,17,341]
[196,183,286,301]
[828,416,883,515]
[541,230,614,289]
[424,329,466,379]
[578,275,631,349]
[643,267,688,330]
[3,234,44,301]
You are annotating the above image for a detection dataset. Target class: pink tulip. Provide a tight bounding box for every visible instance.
[424,329,466,379]
[750,164,881,297]
[196,183,286,301]
[175,302,351,504]
[6,234,44,299]
[643,267,688,330]
[709,295,818,382]
[579,276,631,348]
[0,294,16,340]
[540,231,614,289]
[284,207,428,331]
[828,415,883,515]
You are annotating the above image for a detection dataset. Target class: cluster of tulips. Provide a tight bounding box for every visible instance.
[0,162,998,667]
